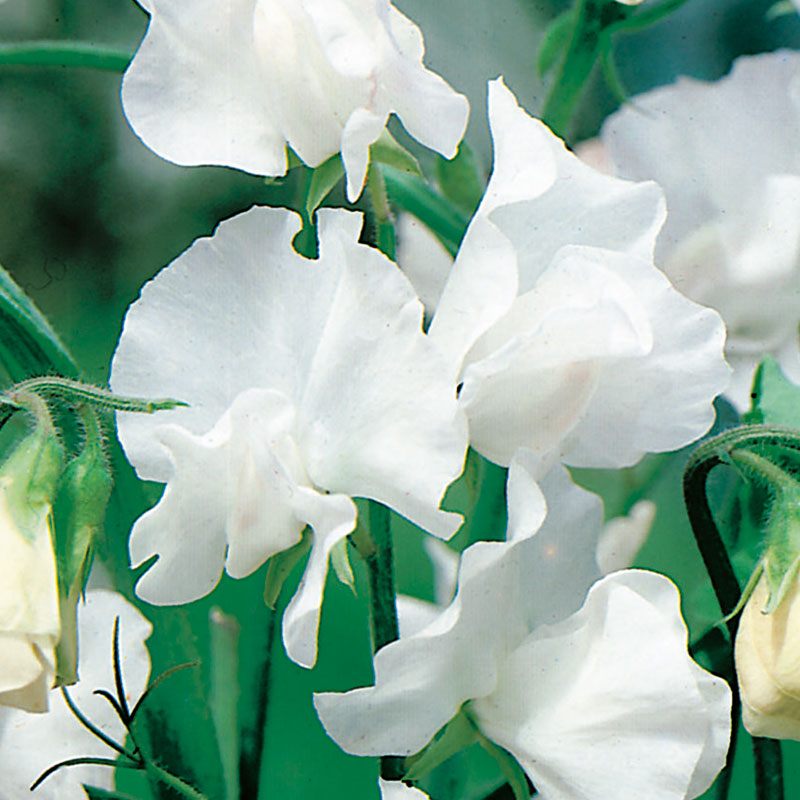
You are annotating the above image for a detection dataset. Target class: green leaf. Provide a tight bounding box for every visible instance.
[0,262,77,381]
[304,155,345,222]
[383,166,468,257]
[209,609,241,800]
[370,129,423,178]
[744,356,800,428]
[537,7,578,78]
[434,143,484,218]
[404,710,480,781]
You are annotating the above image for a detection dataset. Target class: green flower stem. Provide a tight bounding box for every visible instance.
[682,450,742,634]
[366,164,396,260]
[4,376,186,414]
[350,501,403,781]
[728,447,800,493]
[753,738,784,800]
[382,166,468,257]
[605,0,691,35]
[239,606,278,800]
[143,761,213,800]
[540,0,625,137]
[0,40,132,71]
[683,425,794,800]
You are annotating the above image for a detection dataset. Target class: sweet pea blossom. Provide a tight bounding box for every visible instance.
[380,778,430,799]
[315,455,731,799]
[602,50,800,406]
[121,0,469,201]
[0,589,151,800]
[110,205,467,668]
[427,78,729,473]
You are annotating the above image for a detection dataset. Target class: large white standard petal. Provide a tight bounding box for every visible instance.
[315,461,730,798]
[121,0,468,201]
[602,50,800,407]
[111,205,467,667]
[0,590,151,800]
[428,77,728,471]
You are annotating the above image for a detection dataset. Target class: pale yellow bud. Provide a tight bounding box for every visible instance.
[0,487,60,713]
[735,574,800,740]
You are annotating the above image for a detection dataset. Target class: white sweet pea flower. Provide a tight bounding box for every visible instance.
[596,498,656,574]
[0,589,151,800]
[315,454,731,800]
[602,50,800,406]
[110,205,467,668]
[121,0,469,201]
[427,78,729,474]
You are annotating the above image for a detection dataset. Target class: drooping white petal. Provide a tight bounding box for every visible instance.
[0,590,151,800]
[314,462,602,756]
[128,389,309,605]
[602,50,800,407]
[121,0,468,201]
[471,571,730,800]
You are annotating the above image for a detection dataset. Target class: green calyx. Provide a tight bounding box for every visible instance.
[0,394,64,539]
[729,446,800,617]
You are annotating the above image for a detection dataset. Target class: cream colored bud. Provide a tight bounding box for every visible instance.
[735,574,800,740]
[0,487,60,713]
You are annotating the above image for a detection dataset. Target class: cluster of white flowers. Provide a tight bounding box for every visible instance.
[10,0,800,797]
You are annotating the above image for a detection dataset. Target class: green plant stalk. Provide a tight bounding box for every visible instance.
[382,166,467,256]
[0,40,132,71]
[683,425,795,800]
[367,165,396,260]
[541,0,611,137]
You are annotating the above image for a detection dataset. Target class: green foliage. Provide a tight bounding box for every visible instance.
[744,356,800,427]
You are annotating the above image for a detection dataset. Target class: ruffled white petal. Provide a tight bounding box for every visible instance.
[122,0,468,201]
[122,0,286,176]
[472,571,730,800]
[602,50,800,407]
[596,499,655,574]
[112,205,466,665]
[0,590,151,800]
[314,462,602,756]
[428,77,725,469]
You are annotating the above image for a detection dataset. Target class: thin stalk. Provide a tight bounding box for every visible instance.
[366,165,396,260]
[356,501,403,780]
[238,606,278,800]
[0,40,132,71]
[753,738,784,800]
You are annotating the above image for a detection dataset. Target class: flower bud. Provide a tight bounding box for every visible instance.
[735,573,800,740]
[0,424,63,712]
[734,475,800,739]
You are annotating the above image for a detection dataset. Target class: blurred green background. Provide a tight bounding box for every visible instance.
[2,0,800,798]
